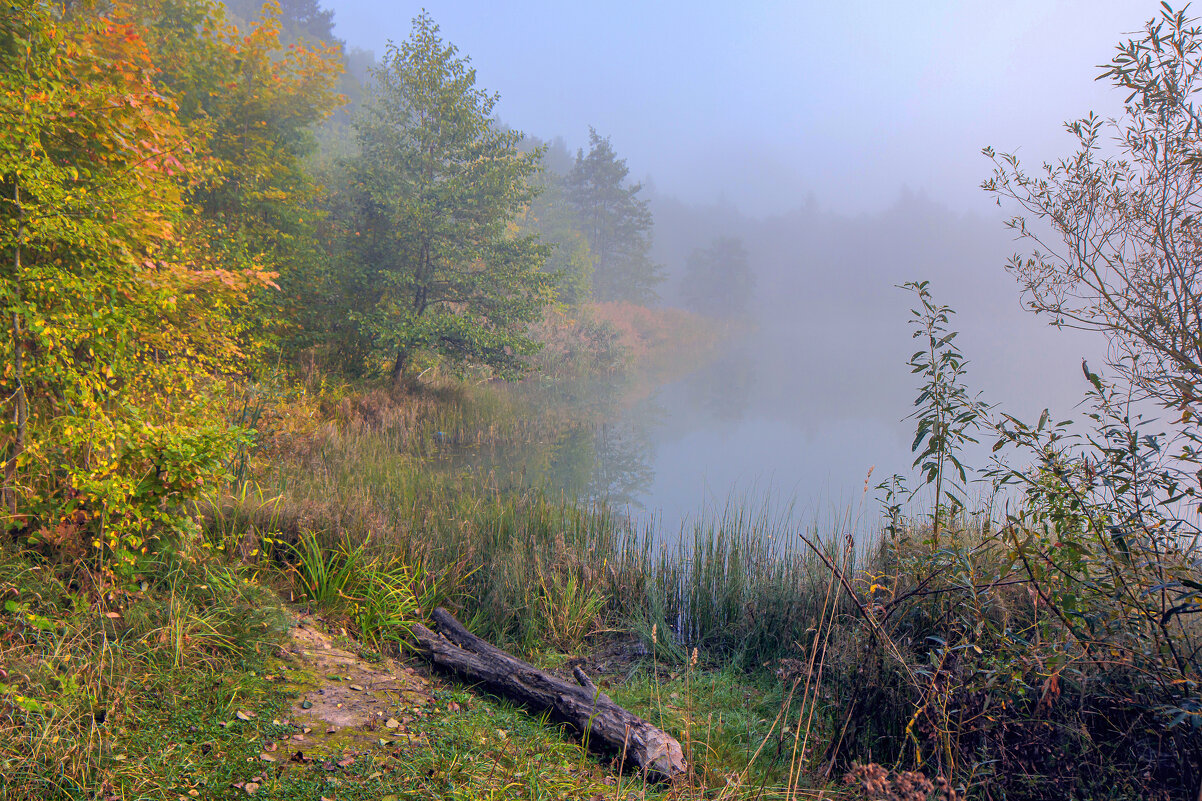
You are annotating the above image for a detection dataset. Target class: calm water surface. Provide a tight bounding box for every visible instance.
[440,323,918,540]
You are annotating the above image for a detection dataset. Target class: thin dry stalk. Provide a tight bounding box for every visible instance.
[786,530,847,799]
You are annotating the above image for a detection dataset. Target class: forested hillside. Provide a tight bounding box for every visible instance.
[0,0,677,569]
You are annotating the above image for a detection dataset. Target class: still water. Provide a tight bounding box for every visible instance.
[435,278,1101,543]
[438,324,918,540]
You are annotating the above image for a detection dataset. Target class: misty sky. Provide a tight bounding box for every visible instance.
[316,0,1179,523]
[327,0,1159,216]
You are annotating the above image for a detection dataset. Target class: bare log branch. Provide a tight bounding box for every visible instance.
[411,608,686,783]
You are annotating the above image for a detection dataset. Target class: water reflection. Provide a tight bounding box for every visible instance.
[584,420,657,507]
[435,379,661,509]
[682,342,755,425]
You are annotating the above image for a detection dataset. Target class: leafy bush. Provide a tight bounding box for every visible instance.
[815,286,1202,800]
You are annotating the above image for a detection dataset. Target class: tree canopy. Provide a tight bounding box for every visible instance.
[0,0,341,571]
[222,0,341,47]
[984,4,1202,418]
[0,2,681,575]
[344,13,553,385]
[566,129,663,303]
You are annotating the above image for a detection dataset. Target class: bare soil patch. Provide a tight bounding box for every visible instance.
[284,616,435,750]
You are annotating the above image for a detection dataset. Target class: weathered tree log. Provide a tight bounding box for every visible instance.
[410,607,687,783]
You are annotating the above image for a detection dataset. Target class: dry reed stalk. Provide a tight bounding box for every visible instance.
[785,530,845,800]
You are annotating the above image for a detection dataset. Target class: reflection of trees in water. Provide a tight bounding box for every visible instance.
[585,420,657,507]
[551,346,758,508]
[435,340,761,510]
[683,344,755,424]
[539,418,657,508]
[433,375,661,508]
[544,426,597,497]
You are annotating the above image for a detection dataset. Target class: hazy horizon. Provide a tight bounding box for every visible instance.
[311,0,1138,527]
[325,0,1156,217]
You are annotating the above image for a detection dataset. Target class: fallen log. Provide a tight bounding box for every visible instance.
[410,607,686,783]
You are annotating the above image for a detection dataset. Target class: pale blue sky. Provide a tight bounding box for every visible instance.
[326,1,1160,215]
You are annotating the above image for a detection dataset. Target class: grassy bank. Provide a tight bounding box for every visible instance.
[4,310,1202,799]
[202,371,1202,800]
[0,524,827,800]
[213,375,848,669]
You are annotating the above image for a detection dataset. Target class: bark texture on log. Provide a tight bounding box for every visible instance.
[410,607,687,783]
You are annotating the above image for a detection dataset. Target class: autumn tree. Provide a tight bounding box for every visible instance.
[347,12,553,384]
[0,1,273,570]
[681,236,755,317]
[566,129,662,303]
[984,4,1202,418]
[133,0,343,360]
[221,0,341,48]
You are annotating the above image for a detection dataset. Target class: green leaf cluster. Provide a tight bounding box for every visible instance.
[336,12,555,384]
[900,281,989,541]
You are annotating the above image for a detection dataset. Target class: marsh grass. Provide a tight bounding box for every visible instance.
[195,380,877,794]
[626,503,869,669]
[214,382,851,669]
[0,538,843,800]
[196,377,1202,799]
[0,542,288,800]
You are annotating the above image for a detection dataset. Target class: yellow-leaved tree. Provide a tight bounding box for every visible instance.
[0,0,337,577]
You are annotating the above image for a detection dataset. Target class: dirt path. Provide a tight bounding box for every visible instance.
[283,616,436,750]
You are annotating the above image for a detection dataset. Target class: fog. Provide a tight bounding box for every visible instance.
[327,0,1146,214]
[324,1,1148,529]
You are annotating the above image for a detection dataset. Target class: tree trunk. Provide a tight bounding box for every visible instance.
[390,347,408,390]
[411,608,687,784]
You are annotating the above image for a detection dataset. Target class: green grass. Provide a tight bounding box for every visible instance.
[0,534,836,800]
[0,542,290,800]
[115,663,816,801]
[17,373,1201,800]
[209,380,853,671]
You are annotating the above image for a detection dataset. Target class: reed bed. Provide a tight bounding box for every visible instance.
[208,382,854,670]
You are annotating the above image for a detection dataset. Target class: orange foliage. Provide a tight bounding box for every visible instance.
[587,301,723,366]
